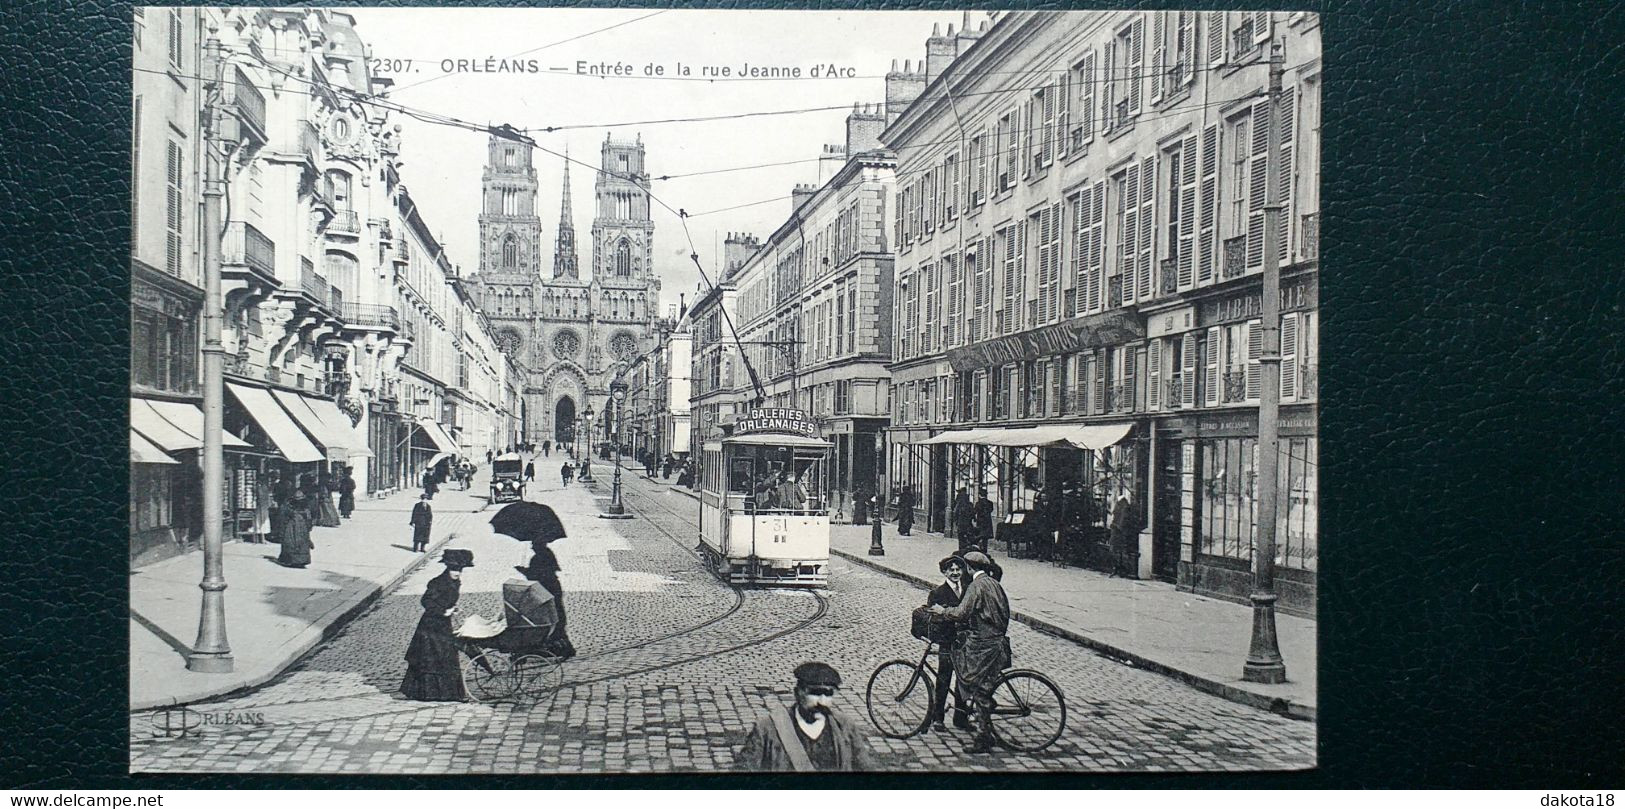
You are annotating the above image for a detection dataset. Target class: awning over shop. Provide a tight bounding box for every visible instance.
[271,390,373,461]
[912,423,1134,451]
[306,397,373,459]
[130,430,178,465]
[426,452,454,469]
[131,398,250,451]
[226,383,324,463]
[417,418,459,454]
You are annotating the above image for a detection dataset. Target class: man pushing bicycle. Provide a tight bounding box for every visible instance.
[929,550,1012,754]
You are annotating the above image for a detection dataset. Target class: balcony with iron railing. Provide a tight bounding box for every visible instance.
[326,209,361,237]
[1222,370,1249,404]
[329,285,345,318]
[299,260,335,316]
[1160,258,1178,296]
[1223,235,1248,279]
[394,237,410,265]
[232,67,267,146]
[221,221,276,282]
[296,119,320,170]
[341,303,401,332]
[1300,212,1320,261]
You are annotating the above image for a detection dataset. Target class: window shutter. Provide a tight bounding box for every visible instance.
[1093,349,1106,414]
[1021,100,1034,178]
[1123,161,1140,304]
[1198,124,1220,285]
[1246,100,1270,270]
[1278,87,1296,264]
[1180,12,1197,86]
[1148,338,1162,410]
[1090,180,1106,311]
[1123,347,1137,411]
[1015,220,1028,329]
[924,169,934,234]
[894,183,904,247]
[1006,108,1019,189]
[1080,49,1096,145]
[165,139,182,276]
[1280,312,1299,401]
[1138,154,1156,301]
[948,153,960,220]
[1102,40,1116,129]
[1253,11,1271,45]
[1129,16,1145,116]
[168,8,182,68]
[1050,202,1063,322]
[132,97,141,244]
[1071,194,1087,316]
[1151,12,1166,104]
[1178,134,1198,289]
[1181,331,1198,407]
[1057,72,1071,159]
[1208,11,1226,67]
[1245,319,1262,400]
[1204,326,1221,406]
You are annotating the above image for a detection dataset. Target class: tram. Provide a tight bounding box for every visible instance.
[698,408,833,587]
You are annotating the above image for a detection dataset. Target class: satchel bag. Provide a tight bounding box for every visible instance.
[910,606,936,640]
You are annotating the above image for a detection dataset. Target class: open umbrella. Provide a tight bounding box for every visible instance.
[489,501,567,544]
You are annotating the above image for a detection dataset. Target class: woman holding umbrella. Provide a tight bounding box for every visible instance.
[490,502,577,659]
[401,549,475,701]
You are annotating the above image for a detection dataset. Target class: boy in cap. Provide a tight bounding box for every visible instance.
[734,662,877,771]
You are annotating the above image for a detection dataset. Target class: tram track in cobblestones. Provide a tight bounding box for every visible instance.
[555,477,829,688]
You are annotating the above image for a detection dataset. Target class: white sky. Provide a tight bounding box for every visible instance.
[344,8,960,314]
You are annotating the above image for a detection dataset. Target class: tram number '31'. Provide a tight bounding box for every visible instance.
[771,517,787,544]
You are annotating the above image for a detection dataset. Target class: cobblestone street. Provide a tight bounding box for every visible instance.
[130,465,1315,774]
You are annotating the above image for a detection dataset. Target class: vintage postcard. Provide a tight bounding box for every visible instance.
[129,6,1319,774]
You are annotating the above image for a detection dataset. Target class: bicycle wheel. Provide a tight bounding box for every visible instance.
[989,669,1067,752]
[865,660,934,739]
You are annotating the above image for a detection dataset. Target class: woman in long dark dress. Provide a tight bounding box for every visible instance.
[276,489,314,568]
[337,471,357,519]
[402,550,475,701]
[518,540,576,658]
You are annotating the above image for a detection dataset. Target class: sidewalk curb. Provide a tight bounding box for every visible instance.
[131,511,472,712]
[829,547,1315,723]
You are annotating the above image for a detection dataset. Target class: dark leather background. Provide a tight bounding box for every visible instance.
[2,0,1621,789]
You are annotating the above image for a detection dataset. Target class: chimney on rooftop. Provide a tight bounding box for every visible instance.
[791,183,818,214]
[925,22,958,84]
[885,58,928,127]
[818,143,847,186]
[847,102,887,156]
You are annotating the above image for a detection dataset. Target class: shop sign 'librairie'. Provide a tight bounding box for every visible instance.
[734,407,820,438]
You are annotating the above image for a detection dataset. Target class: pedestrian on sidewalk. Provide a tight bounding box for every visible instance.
[266,470,288,545]
[924,555,971,733]
[1109,488,1142,578]
[401,549,474,702]
[410,493,433,553]
[315,472,341,528]
[972,488,996,553]
[951,487,974,548]
[929,551,1011,754]
[543,440,551,457]
[276,488,314,568]
[249,472,273,543]
[422,468,439,500]
[560,461,575,487]
[896,485,915,536]
[734,662,876,772]
[524,460,535,483]
[338,469,357,519]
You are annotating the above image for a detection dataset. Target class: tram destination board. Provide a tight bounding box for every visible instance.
[734,407,819,438]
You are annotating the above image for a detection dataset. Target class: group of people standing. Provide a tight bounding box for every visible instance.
[249,467,358,569]
[949,487,998,552]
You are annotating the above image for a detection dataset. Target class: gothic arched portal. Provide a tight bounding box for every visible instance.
[554,396,576,447]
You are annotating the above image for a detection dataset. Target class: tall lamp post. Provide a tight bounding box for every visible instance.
[580,406,594,479]
[188,30,233,673]
[1243,39,1288,684]
[602,378,632,518]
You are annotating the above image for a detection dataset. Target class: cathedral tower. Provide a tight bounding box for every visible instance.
[472,135,542,359]
[589,134,661,377]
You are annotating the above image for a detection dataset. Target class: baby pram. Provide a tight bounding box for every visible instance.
[456,579,566,702]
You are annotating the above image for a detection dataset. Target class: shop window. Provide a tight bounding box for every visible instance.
[132,465,175,533]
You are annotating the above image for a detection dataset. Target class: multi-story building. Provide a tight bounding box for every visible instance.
[131,9,521,563]
[131,6,209,563]
[625,304,692,466]
[882,11,1320,614]
[722,108,899,517]
[687,252,747,458]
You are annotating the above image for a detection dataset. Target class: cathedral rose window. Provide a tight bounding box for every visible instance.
[552,330,581,360]
[610,333,637,361]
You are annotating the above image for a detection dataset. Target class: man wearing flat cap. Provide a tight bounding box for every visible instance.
[734,662,878,771]
[930,550,1012,753]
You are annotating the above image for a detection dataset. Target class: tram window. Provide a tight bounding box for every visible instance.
[729,459,755,494]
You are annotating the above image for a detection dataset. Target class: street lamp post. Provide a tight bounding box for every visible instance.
[580,406,594,479]
[1243,39,1289,685]
[188,31,233,673]
[601,378,632,519]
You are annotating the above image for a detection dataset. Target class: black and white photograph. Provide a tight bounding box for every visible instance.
[128,7,1321,775]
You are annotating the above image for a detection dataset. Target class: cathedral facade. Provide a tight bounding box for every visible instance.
[469,135,660,446]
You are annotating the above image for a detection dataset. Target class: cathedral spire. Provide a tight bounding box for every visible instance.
[552,147,579,280]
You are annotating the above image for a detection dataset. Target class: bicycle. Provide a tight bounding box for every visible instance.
[865,638,1068,752]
